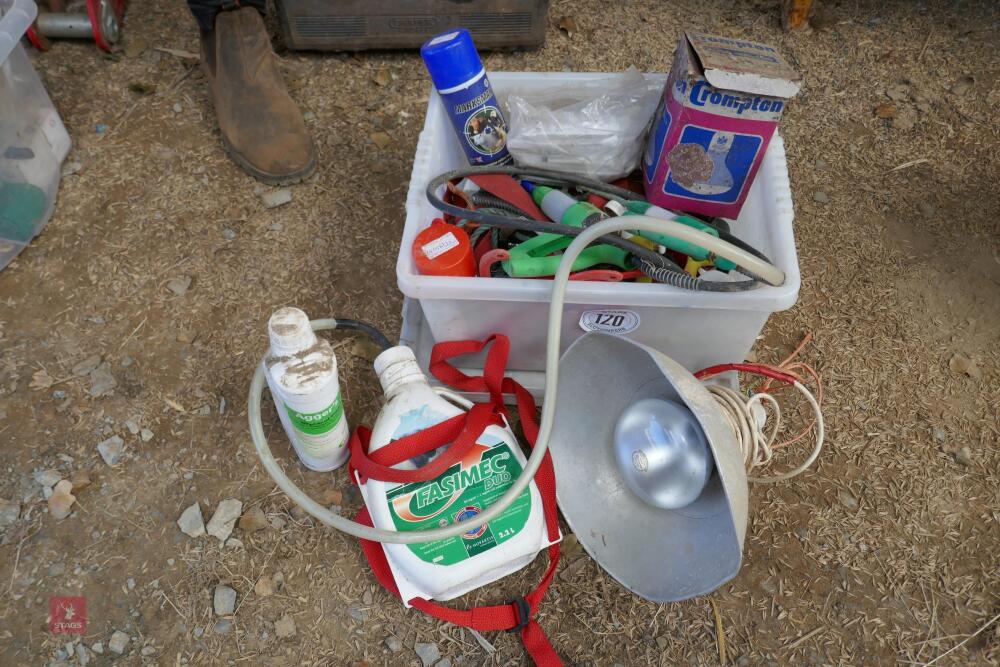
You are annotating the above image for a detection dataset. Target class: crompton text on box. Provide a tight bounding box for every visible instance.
[643,32,800,219]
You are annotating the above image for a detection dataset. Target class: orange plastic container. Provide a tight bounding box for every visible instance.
[411,219,475,277]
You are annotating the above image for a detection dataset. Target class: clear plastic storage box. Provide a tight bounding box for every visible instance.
[398,72,800,374]
[0,0,71,270]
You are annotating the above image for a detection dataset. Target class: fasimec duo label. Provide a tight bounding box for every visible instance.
[643,32,801,220]
[386,434,532,566]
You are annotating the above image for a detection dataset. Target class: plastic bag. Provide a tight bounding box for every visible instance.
[505,68,665,181]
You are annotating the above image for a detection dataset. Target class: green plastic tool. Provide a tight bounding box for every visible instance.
[502,184,626,277]
[503,241,629,277]
[625,201,736,272]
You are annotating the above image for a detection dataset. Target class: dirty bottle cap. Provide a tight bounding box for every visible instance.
[605,200,626,216]
[373,346,425,396]
[420,29,484,92]
[373,345,417,377]
[268,307,317,357]
[412,219,476,277]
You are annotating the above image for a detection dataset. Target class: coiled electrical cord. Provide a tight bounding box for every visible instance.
[427,166,783,291]
[696,363,824,484]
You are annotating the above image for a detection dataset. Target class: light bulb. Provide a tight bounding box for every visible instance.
[613,398,713,509]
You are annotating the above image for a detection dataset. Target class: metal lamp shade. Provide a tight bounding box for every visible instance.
[548,333,748,603]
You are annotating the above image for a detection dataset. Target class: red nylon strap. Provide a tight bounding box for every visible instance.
[430,334,509,409]
[349,403,501,484]
[431,335,541,444]
[355,506,562,665]
[350,335,562,666]
[466,174,549,221]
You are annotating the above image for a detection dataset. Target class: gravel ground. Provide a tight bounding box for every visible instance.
[1,0,998,665]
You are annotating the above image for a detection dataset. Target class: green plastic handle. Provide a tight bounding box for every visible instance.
[503,244,630,277]
[507,230,572,260]
[634,215,736,272]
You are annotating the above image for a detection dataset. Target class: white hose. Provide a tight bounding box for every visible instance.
[625,215,786,286]
[248,217,786,543]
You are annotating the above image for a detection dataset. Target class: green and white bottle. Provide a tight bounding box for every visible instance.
[264,307,350,471]
[358,345,551,603]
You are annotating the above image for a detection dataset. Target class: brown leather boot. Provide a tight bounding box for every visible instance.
[200,8,316,185]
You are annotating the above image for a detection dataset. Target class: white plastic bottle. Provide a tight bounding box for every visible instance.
[358,345,551,604]
[263,307,350,471]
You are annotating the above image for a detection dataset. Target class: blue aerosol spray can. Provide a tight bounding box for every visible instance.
[421,29,512,167]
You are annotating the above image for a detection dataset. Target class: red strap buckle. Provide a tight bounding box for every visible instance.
[506,597,532,633]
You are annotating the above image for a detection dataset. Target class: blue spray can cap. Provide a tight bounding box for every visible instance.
[420,29,485,92]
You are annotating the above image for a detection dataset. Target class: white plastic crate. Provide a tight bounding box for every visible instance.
[0,0,71,270]
[397,72,799,373]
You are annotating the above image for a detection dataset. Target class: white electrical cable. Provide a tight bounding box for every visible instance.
[706,381,824,484]
[248,216,786,543]
[706,385,781,470]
